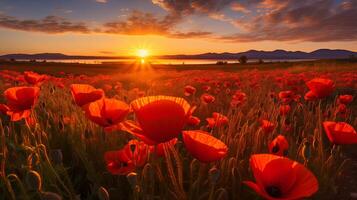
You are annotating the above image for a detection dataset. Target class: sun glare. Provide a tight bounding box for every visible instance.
[137,49,149,58]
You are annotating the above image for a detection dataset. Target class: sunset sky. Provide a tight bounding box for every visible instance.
[0,0,356,56]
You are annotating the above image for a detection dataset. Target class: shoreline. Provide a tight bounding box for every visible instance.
[0,59,356,75]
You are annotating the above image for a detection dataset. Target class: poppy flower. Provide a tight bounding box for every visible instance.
[182,130,228,163]
[187,115,201,126]
[130,96,192,144]
[261,120,275,134]
[269,135,289,156]
[304,90,318,101]
[306,78,334,98]
[244,154,318,200]
[278,91,295,104]
[231,91,247,106]
[83,98,130,128]
[70,84,104,107]
[184,85,196,96]
[206,112,229,128]
[201,94,215,104]
[279,105,291,116]
[336,104,347,115]
[338,95,353,104]
[202,85,211,92]
[150,138,178,157]
[24,71,46,85]
[322,121,357,144]
[104,140,149,175]
[3,87,40,121]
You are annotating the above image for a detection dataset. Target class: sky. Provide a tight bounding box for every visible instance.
[0,0,357,56]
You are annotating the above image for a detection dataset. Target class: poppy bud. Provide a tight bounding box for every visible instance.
[209,167,220,184]
[50,149,63,165]
[26,170,42,191]
[40,191,62,200]
[126,172,138,189]
[97,186,110,200]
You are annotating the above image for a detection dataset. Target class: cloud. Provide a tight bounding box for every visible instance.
[102,10,178,35]
[1,0,356,43]
[230,2,251,13]
[0,14,90,33]
[220,0,357,42]
[102,10,213,38]
[169,31,212,38]
[95,0,107,3]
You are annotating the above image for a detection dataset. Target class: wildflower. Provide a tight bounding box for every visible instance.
[244,154,318,200]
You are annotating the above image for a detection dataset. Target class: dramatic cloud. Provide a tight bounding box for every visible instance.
[221,0,357,42]
[0,14,90,33]
[1,0,356,42]
[102,10,178,35]
[102,10,212,38]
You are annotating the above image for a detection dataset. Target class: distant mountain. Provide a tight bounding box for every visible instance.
[0,53,126,60]
[1,49,357,60]
[161,49,357,59]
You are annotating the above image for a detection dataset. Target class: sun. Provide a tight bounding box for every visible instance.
[136,49,149,58]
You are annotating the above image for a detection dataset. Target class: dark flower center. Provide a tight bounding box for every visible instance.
[283,150,289,156]
[272,144,279,153]
[266,186,282,198]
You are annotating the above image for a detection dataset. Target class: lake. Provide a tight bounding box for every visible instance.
[16,58,316,65]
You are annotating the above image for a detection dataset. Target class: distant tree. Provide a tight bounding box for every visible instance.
[258,59,264,64]
[10,58,16,62]
[239,55,247,64]
[216,61,228,65]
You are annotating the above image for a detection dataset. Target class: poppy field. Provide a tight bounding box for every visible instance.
[0,63,356,200]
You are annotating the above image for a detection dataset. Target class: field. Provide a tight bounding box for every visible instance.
[0,60,356,200]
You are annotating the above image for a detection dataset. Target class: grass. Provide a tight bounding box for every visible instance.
[0,60,356,199]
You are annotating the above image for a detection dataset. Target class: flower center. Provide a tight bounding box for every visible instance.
[272,144,279,153]
[266,186,282,198]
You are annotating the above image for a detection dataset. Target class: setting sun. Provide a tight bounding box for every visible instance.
[137,49,149,58]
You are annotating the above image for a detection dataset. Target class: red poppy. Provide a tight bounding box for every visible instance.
[269,135,289,156]
[206,112,229,128]
[83,98,130,128]
[150,138,178,157]
[306,78,334,98]
[338,95,353,104]
[187,115,201,126]
[130,96,192,144]
[201,94,215,104]
[261,120,275,133]
[3,87,40,121]
[70,84,104,107]
[24,71,46,85]
[322,121,357,144]
[231,91,247,106]
[304,90,318,101]
[202,85,211,92]
[279,105,291,116]
[278,91,295,104]
[182,130,228,163]
[184,85,196,96]
[336,104,347,115]
[104,140,149,175]
[244,154,318,200]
